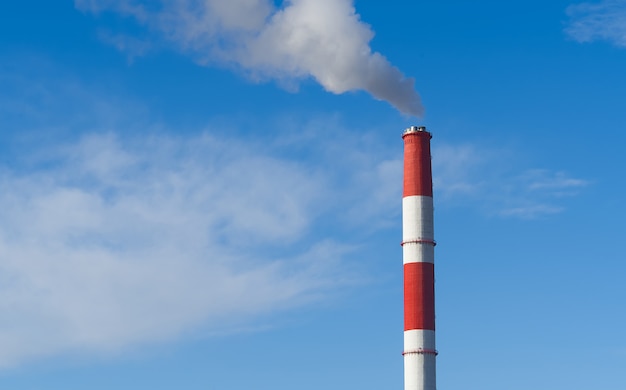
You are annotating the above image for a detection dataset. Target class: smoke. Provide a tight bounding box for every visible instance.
[75,0,424,117]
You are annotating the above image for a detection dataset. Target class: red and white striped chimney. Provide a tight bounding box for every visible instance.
[402,125,437,390]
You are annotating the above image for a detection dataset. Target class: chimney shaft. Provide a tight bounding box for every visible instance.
[402,126,437,390]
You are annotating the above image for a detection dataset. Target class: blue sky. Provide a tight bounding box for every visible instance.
[0,0,625,389]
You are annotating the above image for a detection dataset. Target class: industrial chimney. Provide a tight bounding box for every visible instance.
[402,126,437,390]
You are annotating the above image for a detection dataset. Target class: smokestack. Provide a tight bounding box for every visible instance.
[402,125,437,390]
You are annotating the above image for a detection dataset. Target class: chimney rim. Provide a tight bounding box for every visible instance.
[402,125,430,138]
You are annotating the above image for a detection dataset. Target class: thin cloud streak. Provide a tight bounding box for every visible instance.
[566,0,626,47]
[432,144,485,199]
[522,169,589,193]
[75,0,424,116]
[0,132,356,367]
[432,145,589,218]
[499,204,564,219]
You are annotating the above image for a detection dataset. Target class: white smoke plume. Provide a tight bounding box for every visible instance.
[76,0,424,117]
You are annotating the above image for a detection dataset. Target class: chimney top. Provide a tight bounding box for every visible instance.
[403,125,428,137]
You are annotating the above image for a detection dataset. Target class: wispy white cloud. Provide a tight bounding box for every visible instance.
[565,0,626,47]
[0,131,358,367]
[74,0,424,116]
[432,145,589,219]
[521,169,589,194]
[433,144,487,199]
[97,30,153,62]
[499,204,564,219]
[0,60,408,367]
[497,170,589,218]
